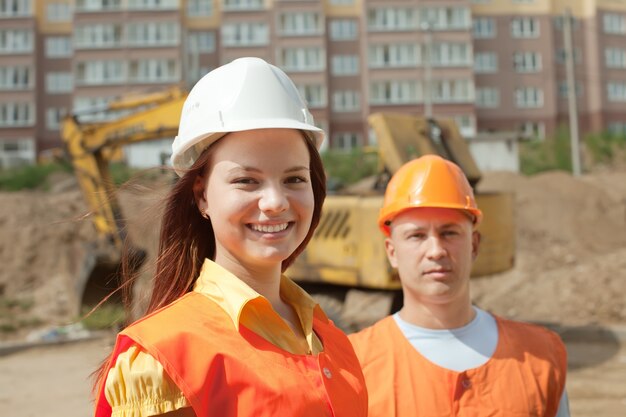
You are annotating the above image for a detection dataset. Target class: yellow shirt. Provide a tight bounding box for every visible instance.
[104,260,324,417]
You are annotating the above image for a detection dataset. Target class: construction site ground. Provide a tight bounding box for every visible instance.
[1,166,625,415]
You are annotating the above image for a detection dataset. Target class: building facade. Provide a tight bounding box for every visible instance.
[0,0,625,167]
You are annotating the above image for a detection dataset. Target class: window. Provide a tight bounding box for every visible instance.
[368,43,419,68]
[129,59,179,83]
[0,138,35,168]
[519,121,545,139]
[515,87,543,108]
[222,0,264,12]
[330,19,357,40]
[332,132,361,151]
[46,2,71,22]
[558,81,583,98]
[0,0,31,17]
[46,107,67,131]
[432,79,474,103]
[279,12,322,36]
[330,0,354,4]
[0,66,32,90]
[555,48,581,64]
[332,90,360,112]
[128,0,178,10]
[74,24,123,49]
[607,82,626,102]
[370,80,419,104]
[553,15,579,31]
[127,22,180,47]
[603,13,626,34]
[430,42,471,67]
[368,7,419,31]
[297,84,326,108]
[473,17,495,39]
[453,115,476,138]
[605,48,626,69]
[280,47,325,72]
[608,122,626,136]
[187,0,212,16]
[187,66,213,85]
[475,87,499,108]
[474,52,497,73]
[513,52,542,72]
[76,60,125,85]
[187,32,215,53]
[45,36,72,58]
[46,72,73,93]
[419,7,471,30]
[511,17,539,38]
[331,55,358,76]
[0,29,33,54]
[221,22,268,47]
[75,0,122,11]
[0,102,35,127]
[73,96,117,122]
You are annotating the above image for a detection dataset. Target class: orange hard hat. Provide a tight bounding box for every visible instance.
[378,155,483,236]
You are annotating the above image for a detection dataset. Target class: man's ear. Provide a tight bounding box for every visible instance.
[384,237,398,268]
[471,230,481,260]
[193,174,208,214]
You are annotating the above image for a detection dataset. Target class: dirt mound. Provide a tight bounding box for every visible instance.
[474,168,626,325]
[0,189,94,337]
[0,168,625,340]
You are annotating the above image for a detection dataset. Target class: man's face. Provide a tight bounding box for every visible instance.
[385,207,480,307]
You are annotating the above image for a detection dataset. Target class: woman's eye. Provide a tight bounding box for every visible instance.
[234,178,257,185]
[286,176,307,184]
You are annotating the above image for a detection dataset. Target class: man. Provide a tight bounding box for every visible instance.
[349,155,569,417]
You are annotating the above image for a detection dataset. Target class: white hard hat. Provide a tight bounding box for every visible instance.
[171,57,325,176]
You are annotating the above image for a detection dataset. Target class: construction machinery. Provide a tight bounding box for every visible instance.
[61,87,187,308]
[62,89,515,329]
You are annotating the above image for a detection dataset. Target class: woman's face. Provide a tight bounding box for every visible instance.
[194,128,314,272]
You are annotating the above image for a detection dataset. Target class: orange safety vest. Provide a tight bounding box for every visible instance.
[95,292,368,417]
[349,315,567,417]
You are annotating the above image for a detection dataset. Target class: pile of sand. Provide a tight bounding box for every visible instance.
[473,169,626,325]
[0,168,625,340]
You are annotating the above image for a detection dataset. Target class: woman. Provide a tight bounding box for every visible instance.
[93,57,368,417]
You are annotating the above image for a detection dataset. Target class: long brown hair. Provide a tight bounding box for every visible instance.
[93,131,326,393]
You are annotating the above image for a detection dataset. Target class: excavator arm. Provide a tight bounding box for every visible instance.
[62,88,187,250]
[61,88,187,307]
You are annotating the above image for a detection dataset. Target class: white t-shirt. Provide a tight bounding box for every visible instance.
[393,307,570,417]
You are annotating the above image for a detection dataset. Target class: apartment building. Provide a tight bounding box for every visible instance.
[1,0,625,167]
[472,0,626,138]
[0,0,37,167]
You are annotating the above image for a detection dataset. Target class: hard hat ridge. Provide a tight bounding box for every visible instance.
[171,57,325,176]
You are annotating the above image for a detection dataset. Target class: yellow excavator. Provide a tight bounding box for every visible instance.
[62,89,515,329]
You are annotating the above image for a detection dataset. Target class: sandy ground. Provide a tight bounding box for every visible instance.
[1,333,625,417]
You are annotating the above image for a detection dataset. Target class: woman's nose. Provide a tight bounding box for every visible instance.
[258,184,289,213]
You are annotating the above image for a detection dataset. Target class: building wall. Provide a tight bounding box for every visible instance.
[1,0,626,167]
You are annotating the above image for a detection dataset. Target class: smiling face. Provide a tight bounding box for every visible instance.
[193,128,314,274]
[385,207,480,307]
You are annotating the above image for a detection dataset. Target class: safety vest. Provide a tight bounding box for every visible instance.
[95,292,368,417]
[349,315,567,417]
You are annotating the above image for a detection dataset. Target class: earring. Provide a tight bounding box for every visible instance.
[201,211,209,220]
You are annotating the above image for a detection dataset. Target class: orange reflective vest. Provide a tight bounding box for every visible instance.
[349,315,567,417]
[95,292,368,417]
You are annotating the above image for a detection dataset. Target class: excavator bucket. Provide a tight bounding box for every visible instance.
[367,112,482,186]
